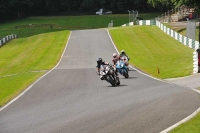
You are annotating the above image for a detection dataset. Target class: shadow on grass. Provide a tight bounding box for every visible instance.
[177,28,186,33]
[1,28,68,38]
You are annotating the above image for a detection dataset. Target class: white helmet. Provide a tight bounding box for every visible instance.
[121,50,125,54]
[113,53,117,57]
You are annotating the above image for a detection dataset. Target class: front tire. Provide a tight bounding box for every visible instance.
[107,76,116,87]
[125,74,129,78]
[116,77,120,85]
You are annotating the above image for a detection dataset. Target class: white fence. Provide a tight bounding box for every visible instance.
[0,34,18,47]
[156,20,200,73]
[122,20,156,26]
[121,19,200,73]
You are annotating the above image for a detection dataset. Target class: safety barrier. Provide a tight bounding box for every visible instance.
[138,20,156,25]
[122,20,156,26]
[0,34,18,47]
[121,19,200,73]
[156,20,200,73]
[156,21,199,49]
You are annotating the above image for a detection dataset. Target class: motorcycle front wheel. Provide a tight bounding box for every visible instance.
[107,76,116,87]
[116,77,120,85]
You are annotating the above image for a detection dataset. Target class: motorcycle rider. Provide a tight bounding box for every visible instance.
[120,50,130,61]
[96,57,119,80]
[96,58,109,75]
[112,53,121,66]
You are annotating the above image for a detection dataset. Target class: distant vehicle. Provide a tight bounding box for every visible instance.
[105,11,112,14]
[96,9,103,15]
[96,9,112,15]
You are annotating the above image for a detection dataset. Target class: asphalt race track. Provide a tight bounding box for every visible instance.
[0,29,200,133]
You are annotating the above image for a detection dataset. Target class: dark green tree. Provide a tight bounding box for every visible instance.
[9,0,33,18]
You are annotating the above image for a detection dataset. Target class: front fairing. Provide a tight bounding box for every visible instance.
[116,60,126,69]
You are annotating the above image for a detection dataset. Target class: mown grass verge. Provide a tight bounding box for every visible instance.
[169,112,200,133]
[0,30,70,107]
[109,26,194,79]
[0,13,160,38]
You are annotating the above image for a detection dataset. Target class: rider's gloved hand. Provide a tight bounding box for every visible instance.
[100,76,104,80]
[96,70,100,75]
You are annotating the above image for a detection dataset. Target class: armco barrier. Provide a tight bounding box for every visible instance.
[156,20,200,73]
[0,34,17,47]
[138,20,156,25]
[122,20,156,26]
[121,20,200,73]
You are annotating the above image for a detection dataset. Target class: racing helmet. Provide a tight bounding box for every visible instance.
[121,50,125,54]
[113,53,117,58]
[97,58,103,63]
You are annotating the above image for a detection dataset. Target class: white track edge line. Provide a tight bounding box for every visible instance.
[106,29,200,133]
[0,31,72,112]
[160,89,200,133]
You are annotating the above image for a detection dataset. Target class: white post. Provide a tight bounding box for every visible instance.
[128,10,130,25]
[193,50,198,73]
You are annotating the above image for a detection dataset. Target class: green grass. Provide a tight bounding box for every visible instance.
[109,26,194,79]
[0,13,160,38]
[169,112,200,133]
[0,72,44,106]
[0,30,70,106]
[177,27,199,41]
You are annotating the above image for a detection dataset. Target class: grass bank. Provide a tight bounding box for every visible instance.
[169,112,200,133]
[0,30,70,106]
[109,26,194,79]
[0,13,160,38]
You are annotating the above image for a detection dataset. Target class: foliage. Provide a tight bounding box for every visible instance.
[1,0,199,20]
[171,0,200,8]
[0,0,157,20]
[148,0,200,10]
[0,0,33,19]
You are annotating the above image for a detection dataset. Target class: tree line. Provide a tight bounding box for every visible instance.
[0,0,199,20]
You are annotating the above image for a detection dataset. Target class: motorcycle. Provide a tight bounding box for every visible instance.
[120,56,130,71]
[115,60,129,78]
[98,64,120,87]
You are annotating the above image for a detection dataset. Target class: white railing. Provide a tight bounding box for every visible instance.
[0,34,18,47]
[155,6,191,22]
